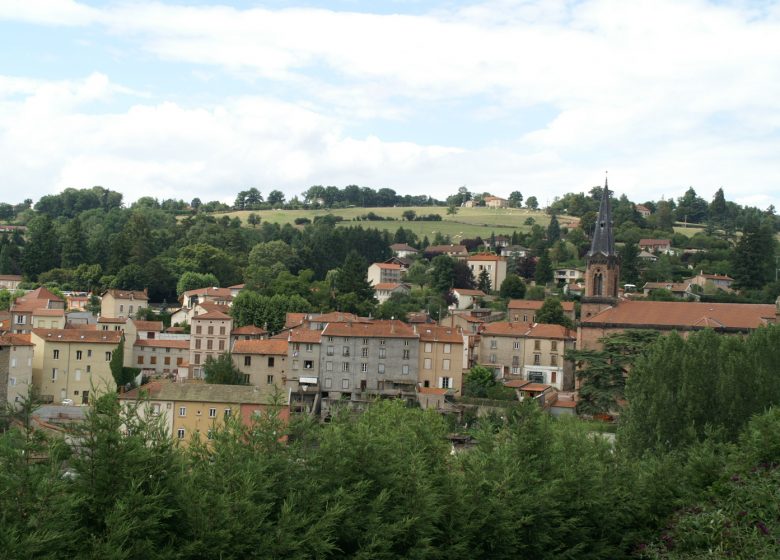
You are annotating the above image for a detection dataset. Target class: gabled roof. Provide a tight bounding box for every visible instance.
[182,286,233,298]
[390,243,417,252]
[467,253,503,261]
[323,319,417,339]
[583,300,776,330]
[103,289,148,301]
[32,328,122,344]
[233,339,288,355]
[131,320,164,332]
[508,299,575,312]
[417,325,463,343]
[287,327,322,344]
[480,321,575,340]
[425,244,468,255]
[198,301,231,315]
[193,310,232,321]
[0,333,33,346]
[452,288,486,296]
[120,381,277,405]
[373,282,410,291]
[231,325,267,335]
[371,262,404,270]
[32,309,65,317]
[134,339,189,349]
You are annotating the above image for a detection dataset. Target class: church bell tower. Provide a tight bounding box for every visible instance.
[581,177,620,319]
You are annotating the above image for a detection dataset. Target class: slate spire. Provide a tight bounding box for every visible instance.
[587,176,616,257]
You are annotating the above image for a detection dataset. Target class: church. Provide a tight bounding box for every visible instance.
[577,181,779,351]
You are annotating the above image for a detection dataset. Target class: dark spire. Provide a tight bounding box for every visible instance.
[587,176,616,257]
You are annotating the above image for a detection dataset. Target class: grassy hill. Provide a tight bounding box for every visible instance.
[222,206,568,240]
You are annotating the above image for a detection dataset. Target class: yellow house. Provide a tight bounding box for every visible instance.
[100,289,148,319]
[31,328,121,405]
[416,325,466,394]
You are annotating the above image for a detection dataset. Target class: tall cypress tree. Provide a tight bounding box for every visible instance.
[21,214,60,280]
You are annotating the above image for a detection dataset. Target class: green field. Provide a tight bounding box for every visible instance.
[222,206,560,240]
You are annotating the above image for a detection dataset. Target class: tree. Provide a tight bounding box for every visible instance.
[334,251,375,304]
[499,275,526,299]
[547,214,560,243]
[430,255,456,294]
[267,190,285,206]
[463,365,495,397]
[204,353,248,385]
[709,187,727,225]
[525,196,539,210]
[676,187,708,223]
[190,197,202,211]
[176,271,220,297]
[447,204,458,215]
[508,191,523,208]
[534,250,553,285]
[61,216,86,268]
[22,214,59,280]
[535,298,573,329]
[619,242,641,286]
[247,213,261,228]
[109,340,138,388]
[731,218,776,290]
[477,269,492,293]
[402,210,417,221]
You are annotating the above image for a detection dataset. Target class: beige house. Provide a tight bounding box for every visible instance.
[367,262,405,286]
[232,338,289,399]
[466,254,507,292]
[10,287,66,334]
[373,282,411,304]
[0,333,34,408]
[100,289,148,319]
[484,196,508,208]
[0,275,23,290]
[450,288,485,310]
[180,287,233,309]
[31,328,121,405]
[508,299,576,323]
[477,322,576,390]
[190,310,233,379]
[133,339,190,378]
[417,325,465,394]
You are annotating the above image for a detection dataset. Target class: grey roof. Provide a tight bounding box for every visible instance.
[121,382,280,405]
[587,179,617,258]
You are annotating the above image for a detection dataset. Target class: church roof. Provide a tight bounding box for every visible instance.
[587,179,617,258]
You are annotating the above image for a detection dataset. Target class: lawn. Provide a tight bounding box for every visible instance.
[223,206,557,240]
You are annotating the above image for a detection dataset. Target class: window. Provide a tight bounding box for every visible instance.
[164,356,171,365]
[196,325,202,334]
[207,339,213,350]
[87,349,92,358]
[179,407,186,417]
[404,340,409,346]
[443,343,451,354]
[119,304,124,313]
[439,377,452,389]
[105,352,112,361]
[176,358,183,365]
[551,341,558,351]
[424,342,432,353]
[361,347,368,357]
[551,371,557,384]
[150,356,157,365]
[195,354,201,365]
[362,338,369,345]
[326,346,334,356]
[195,339,202,350]
[361,363,368,373]
[378,363,385,374]
[489,354,496,363]
[267,375,274,385]
[402,365,410,375]
[177,428,185,440]
[304,360,313,369]
[523,314,529,322]
[402,349,410,359]
[342,362,350,372]
[268,357,275,367]
[137,356,144,365]
[379,348,386,359]
[511,366,520,374]
[207,326,214,335]
[379,339,386,345]
[244,356,251,366]
[550,354,558,366]
[424,358,432,370]
[51,368,58,381]
[513,340,520,350]
[443,359,450,371]
[534,340,541,351]
[86,365,91,373]
[129,305,134,314]
[341,378,350,389]
[219,326,226,335]
[342,346,350,357]
[326,361,333,371]
[14,314,25,325]
[53,349,60,359]
[224,409,232,418]
[9,377,15,386]
[76,350,83,360]
[305,343,313,352]
[218,340,225,351]
[324,378,332,389]
[327,336,334,342]
[10,357,16,368]
[533,354,541,365]
[209,408,217,418]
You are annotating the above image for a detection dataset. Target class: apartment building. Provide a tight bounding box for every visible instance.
[190,310,233,379]
[0,333,34,407]
[232,339,288,400]
[100,289,148,319]
[417,325,466,393]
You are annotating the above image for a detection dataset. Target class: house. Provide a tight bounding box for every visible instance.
[170,301,231,328]
[132,339,190,379]
[230,325,268,346]
[9,287,66,334]
[466,254,507,292]
[554,267,585,284]
[100,289,148,319]
[31,308,67,330]
[636,204,652,218]
[504,380,554,405]
[373,282,411,304]
[508,299,576,323]
[97,317,126,331]
[189,310,233,379]
[638,238,674,254]
[423,244,468,261]
[501,245,529,258]
[0,333,34,408]
[685,272,734,293]
[228,284,245,298]
[642,281,694,299]
[389,243,418,258]
[415,386,457,411]
[30,328,122,405]
[0,274,23,290]
[484,196,508,208]
[450,288,486,310]
[318,320,419,417]
[367,262,405,286]
[285,327,323,414]
[119,381,289,446]
[417,325,466,394]
[477,322,576,390]
[638,250,658,262]
[180,287,233,309]
[232,339,288,398]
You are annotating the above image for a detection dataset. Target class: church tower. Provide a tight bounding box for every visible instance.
[581,178,620,320]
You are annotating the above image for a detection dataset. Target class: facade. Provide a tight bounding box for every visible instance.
[189,310,233,378]
[230,325,268,346]
[554,267,585,284]
[450,288,485,310]
[636,204,652,218]
[389,243,418,258]
[638,238,673,254]
[507,299,576,323]
[232,339,289,398]
[30,328,121,404]
[423,244,468,260]
[466,254,507,292]
[581,181,621,320]
[133,339,190,377]
[180,287,233,309]
[417,325,465,393]
[0,333,34,407]
[31,308,67,330]
[0,275,23,290]
[367,262,405,286]
[285,327,323,413]
[100,289,148,319]
[373,282,411,304]
[686,272,734,293]
[9,287,66,334]
[484,196,508,208]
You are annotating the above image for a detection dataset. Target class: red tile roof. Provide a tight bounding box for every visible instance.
[233,339,288,355]
[373,282,409,291]
[0,333,33,346]
[639,238,671,246]
[231,325,267,335]
[373,263,403,269]
[103,289,148,300]
[323,319,416,339]
[508,299,575,311]
[98,317,126,324]
[481,321,575,340]
[32,309,65,317]
[183,286,233,298]
[193,310,232,321]
[453,288,486,296]
[467,253,503,261]
[134,339,190,349]
[417,325,464,343]
[584,300,777,330]
[131,320,163,331]
[390,243,417,252]
[425,244,468,254]
[32,328,122,344]
[417,387,449,395]
[287,327,323,344]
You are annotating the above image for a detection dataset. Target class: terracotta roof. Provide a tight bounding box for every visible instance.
[417,387,449,395]
[467,253,503,261]
[228,284,245,289]
[98,317,126,324]
[323,319,417,339]
[32,309,65,317]
[372,263,403,270]
[198,301,231,314]
[373,282,409,291]
[120,381,278,405]
[134,338,190,349]
[639,238,671,246]
[481,321,575,340]
[584,300,777,330]
[193,310,232,321]
[24,286,64,302]
[103,289,148,300]
[231,325,267,335]
[417,325,463,344]
[508,299,575,312]
[390,243,417,252]
[285,313,308,327]
[32,328,122,344]
[520,383,552,392]
[233,339,288,355]
[697,273,733,281]
[453,288,486,296]
[183,286,233,298]
[287,327,322,344]
[131,320,163,331]
[0,333,33,346]
[166,327,185,333]
[0,274,22,281]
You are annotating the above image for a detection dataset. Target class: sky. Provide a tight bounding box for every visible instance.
[1,0,780,209]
